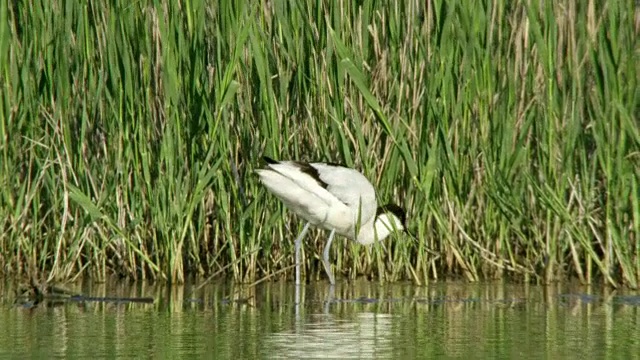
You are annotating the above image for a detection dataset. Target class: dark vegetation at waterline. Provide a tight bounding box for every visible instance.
[1,1,638,287]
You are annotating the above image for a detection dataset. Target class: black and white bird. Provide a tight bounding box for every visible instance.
[256,156,407,285]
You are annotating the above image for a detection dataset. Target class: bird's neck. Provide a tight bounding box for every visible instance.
[355,216,395,245]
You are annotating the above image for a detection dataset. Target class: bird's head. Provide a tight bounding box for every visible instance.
[374,204,408,240]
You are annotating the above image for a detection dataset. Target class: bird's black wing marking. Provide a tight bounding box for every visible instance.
[262,156,329,189]
[263,156,278,164]
[323,161,348,168]
[292,161,329,189]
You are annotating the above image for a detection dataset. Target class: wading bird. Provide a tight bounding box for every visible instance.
[256,156,406,285]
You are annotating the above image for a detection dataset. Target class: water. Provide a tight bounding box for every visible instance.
[1,280,639,359]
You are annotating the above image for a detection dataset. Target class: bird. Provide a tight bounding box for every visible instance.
[256,156,407,285]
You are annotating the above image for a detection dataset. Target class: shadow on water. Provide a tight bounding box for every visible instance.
[1,279,639,358]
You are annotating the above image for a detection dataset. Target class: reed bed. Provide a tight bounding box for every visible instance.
[0,0,638,287]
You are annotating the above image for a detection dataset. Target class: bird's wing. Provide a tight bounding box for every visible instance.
[256,167,337,225]
[310,163,377,223]
[258,160,338,207]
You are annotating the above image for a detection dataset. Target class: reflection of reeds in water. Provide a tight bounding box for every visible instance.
[258,281,640,359]
[11,277,159,310]
[4,280,639,358]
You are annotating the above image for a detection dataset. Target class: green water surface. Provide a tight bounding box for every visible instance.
[1,281,638,359]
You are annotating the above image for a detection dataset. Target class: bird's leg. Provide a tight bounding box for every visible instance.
[294,222,311,286]
[322,229,336,285]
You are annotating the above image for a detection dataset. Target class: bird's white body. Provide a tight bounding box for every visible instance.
[257,157,406,284]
